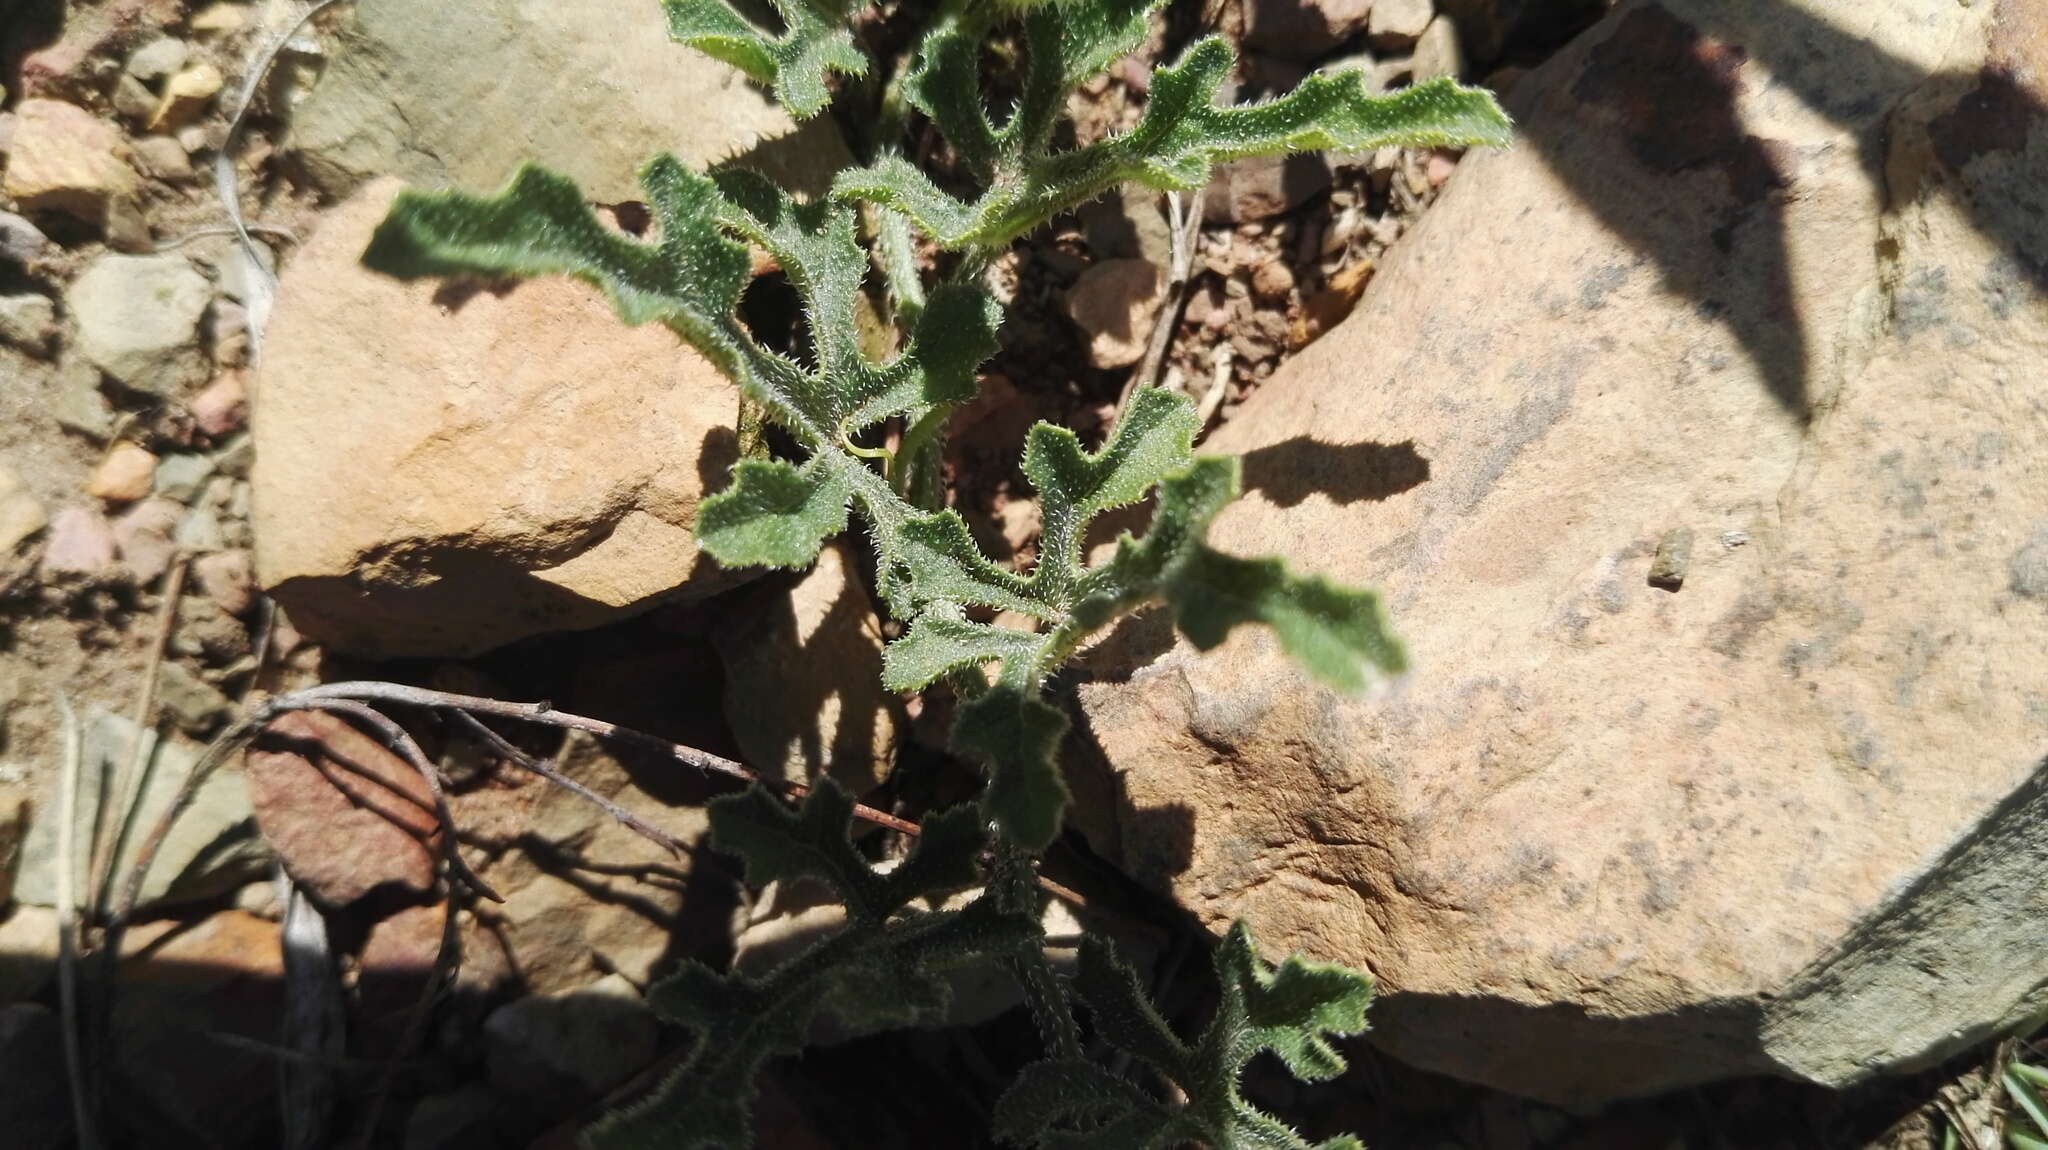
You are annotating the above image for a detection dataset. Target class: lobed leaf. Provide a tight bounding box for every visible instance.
[839,41,1511,249]
[883,616,1046,693]
[1023,387,1198,604]
[696,457,852,570]
[708,781,986,924]
[663,0,868,119]
[998,926,1374,1150]
[952,686,1071,851]
[363,158,756,382]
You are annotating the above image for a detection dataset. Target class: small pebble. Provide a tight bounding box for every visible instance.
[1649,526,1696,591]
[0,465,49,553]
[40,507,117,576]
[154,452,214,503]
[131,135,195,182]
[190,372,247,438]
[189,3,249,34]
[193,548,255,616]
[150,64,224,132]
[86,443,158,503]
[0,294,57,357]
[1251,260,1296,302]
[157,661,231,733]
[125,38,190,83]
[0,213,49,266]
[112,497,182,583]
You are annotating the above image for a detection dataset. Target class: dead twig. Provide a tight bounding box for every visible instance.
[1114,187,1207,427]
[445,709,688,857]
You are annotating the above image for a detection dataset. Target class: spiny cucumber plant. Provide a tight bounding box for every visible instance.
[362,0,1510,1144]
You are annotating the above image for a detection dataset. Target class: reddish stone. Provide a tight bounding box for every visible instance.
[244,710,441,906]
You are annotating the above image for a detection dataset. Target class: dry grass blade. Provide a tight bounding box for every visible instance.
[90,553,187,917]
[52,693,101,1150]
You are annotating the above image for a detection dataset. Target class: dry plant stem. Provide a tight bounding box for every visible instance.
[53,694,102,1150]
[91,553,187,915]
[444,709,689,857]
[285,681,923,835]
[1115,187,1206,426]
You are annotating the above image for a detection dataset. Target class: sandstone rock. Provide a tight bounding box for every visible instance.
[1077,0,2048,1105]
[1066,258,1166,369]
[286,0,850,203]
[483,972,658,1099]
[0,294,57,357]
[1203,152,1334,223]
[0,466,47,555]
[16,709,268,908]
[1,100,139,224]
[51,360,115,442]
[156,661,231,734]
[479,729,710,993]
[244,710,440,907]
[253,179,748,657]
[1245,0,1375,62]
[1368,0,1436,49]
[0,788,26,909]
[711,541,903,791]
[113,908,284,1147]
[1411,14,1465,81]
[188,3,247,35]
[39,507,117,577]
[69,254,211,399]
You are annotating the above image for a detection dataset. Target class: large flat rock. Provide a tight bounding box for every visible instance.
[286,0,850,202]
[252,180,746,657]
[1076,0,2048,1104]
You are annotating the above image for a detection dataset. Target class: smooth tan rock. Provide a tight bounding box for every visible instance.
[0,466,47,554]
[286,0,850,203]
[711,541,903,791]
[1078,0,2048,1105]
[86,443,157,503]
[1,99,138,223]
[252,179,747,656]
[1067,258,1165,369]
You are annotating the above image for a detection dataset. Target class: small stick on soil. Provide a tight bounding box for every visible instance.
[1114,187,1207,427]
[444,709,689,858]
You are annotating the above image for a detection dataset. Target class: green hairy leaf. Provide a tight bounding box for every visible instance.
[996,926,1374,1150]
[840,38,1512,250]
[363,0,1518,1141]
[591,783,1039,1150]
[696,457,851,569]
[662,0,868,118]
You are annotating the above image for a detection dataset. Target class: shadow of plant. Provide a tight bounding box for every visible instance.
[1510,0,2047,420]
